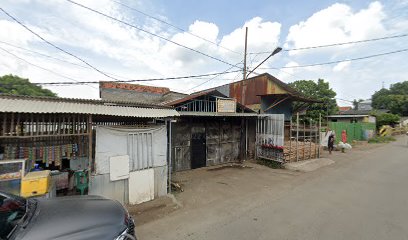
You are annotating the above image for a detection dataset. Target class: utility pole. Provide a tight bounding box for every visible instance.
[243,27,248,82]
[240,27,248,162]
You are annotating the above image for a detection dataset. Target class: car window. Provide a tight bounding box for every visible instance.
[0,195,26,239]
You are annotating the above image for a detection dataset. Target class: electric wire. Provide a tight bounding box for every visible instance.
[186,61,244,92]
[0,7,123,81]
[64,0,238,68]
[260,48,408,70]
[0,46,97,89]
[111,0,241,55]
[249,33,408,55]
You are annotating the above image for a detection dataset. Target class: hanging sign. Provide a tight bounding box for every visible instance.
[217,99,236,113]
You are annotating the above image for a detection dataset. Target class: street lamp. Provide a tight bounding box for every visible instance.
[246,46,282,78]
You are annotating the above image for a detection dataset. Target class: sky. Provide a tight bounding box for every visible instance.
[0,0,407,106]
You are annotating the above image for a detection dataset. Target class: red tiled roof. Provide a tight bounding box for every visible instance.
[339,106,352,111]
[100,82,170,94]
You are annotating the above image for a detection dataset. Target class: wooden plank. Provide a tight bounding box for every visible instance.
[42,115,45,135]
[10,113,15,136]
[2,113,6,136]
[29,114,32,136]
[16,113,21,136]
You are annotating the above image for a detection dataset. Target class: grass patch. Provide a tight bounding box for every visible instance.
[257,159,284,169]
[368,136,396,143]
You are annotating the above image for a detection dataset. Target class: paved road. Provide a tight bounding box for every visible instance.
[138,138,408,240]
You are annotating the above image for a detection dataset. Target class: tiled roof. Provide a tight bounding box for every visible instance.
[339,106,352,111]
[100,82,170,94]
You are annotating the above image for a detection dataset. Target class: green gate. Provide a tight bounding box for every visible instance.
[328,122,376,143]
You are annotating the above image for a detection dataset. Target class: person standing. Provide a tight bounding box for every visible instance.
[328,132,335,154]
[341,130,347,143]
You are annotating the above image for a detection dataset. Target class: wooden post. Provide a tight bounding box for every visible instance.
[309,120,312,159]
[288,119,292,163]
[10,113,15,136]
[318,113,321,158]
[41,115,45,135]
[88,115,93,172]
[30,114,33,136]
[16,113,21,136]
[36,115,39,136]
[2,113,6,136]
[303,121,306,160]
[296,112,299,162]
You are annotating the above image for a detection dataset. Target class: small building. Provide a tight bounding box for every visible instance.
[165,90,258,171]
[212,73,319,121]
[0,94,178,204]
[356,99,373,111]
[327,110,376,123]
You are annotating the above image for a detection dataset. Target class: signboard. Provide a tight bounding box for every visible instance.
[217,99,236,113]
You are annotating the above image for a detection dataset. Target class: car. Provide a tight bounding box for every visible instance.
[0,191,136,240]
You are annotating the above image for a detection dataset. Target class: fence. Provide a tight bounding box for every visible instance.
[328,122,376,143]
[256,113,321,163]
[256,114,285,162]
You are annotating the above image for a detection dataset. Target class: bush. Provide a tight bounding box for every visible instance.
[368,136,396,143]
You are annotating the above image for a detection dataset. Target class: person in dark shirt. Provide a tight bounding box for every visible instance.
[328,133,335,154]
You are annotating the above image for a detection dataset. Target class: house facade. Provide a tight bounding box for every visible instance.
[0,94,178,204]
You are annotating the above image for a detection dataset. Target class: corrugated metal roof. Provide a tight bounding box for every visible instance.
[0,98,179,118]
[0,94,172,109]
[178,111,258,117]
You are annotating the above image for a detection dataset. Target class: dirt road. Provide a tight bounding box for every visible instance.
[137,137,408,239]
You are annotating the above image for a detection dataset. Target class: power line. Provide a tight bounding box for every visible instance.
[260,48,408,70]
[111,0,241,55]
[187,61,244,92]
[0,7,123,81]
[0,40,88,69]
[0,46,97,89]
[20,70,242,85]
[0,41,242,86]
[249,33,408,55]
[65,0,238,68]
[335,98,354,103]
[0,40,139,80]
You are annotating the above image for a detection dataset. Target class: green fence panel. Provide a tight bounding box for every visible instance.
[328,122,376,143]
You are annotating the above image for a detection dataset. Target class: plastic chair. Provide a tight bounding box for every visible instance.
[74,170,88,195]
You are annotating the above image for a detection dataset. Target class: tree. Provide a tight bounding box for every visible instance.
[0,74,57,97]
[372,81,408,116]
[289,79,337,123]
[352,99,364,110]
[371,111,400,128]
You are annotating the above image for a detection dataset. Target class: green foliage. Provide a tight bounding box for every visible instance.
[0,74,57,97]
[368,135,396,144]
[289,79,337,123]
[257,159,284,169]
[372,81,408,116]
[371,112,400,128]
[352,99,364,110]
